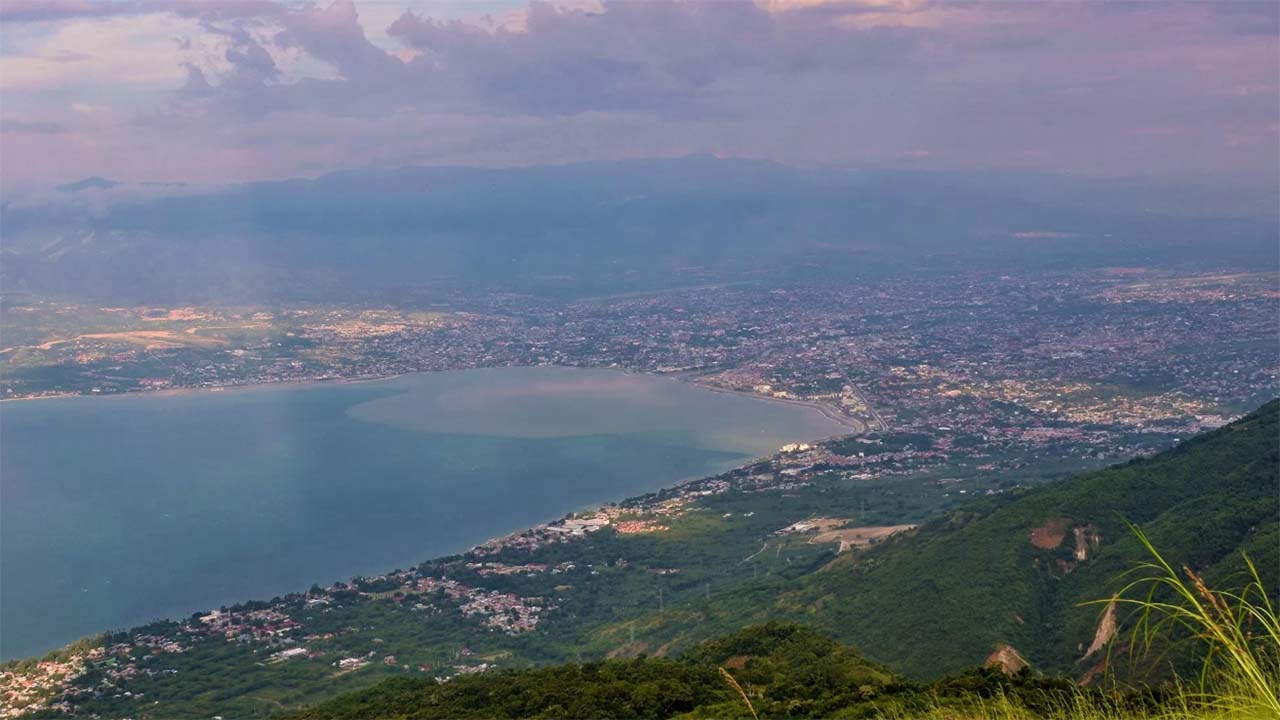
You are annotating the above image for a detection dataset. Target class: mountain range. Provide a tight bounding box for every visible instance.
[4,159,1276,303]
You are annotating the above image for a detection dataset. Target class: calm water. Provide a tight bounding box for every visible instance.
[0,367,847,659]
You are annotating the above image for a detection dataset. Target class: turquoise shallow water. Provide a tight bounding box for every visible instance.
[0,366,847,660]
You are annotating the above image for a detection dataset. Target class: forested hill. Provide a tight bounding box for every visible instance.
[291,623,1087,720]
[782,399,1279,679]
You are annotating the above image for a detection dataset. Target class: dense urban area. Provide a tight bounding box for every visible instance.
[5,269,1274,427]
[2,267,1277,717]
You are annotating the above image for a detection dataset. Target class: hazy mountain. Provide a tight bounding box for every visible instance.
[54,176,121,193]
[3,158,1276,304]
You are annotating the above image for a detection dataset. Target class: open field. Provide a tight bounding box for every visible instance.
[810,524,918,553]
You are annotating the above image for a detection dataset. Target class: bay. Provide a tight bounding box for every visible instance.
[0,366,848,660]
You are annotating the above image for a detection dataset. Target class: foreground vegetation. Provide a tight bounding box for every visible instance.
[294,530,1280,719]
[291,624,1090,719]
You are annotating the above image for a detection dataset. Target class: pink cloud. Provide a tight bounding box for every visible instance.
[0,0,1275,194]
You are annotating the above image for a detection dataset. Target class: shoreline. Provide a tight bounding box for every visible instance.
[0,372,411,404]
[1,367,872,437]
[683,379,866,434]
[1,364,872,662]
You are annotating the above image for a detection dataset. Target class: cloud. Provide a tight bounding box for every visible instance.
[383,1,920,116]
[0,0,284,24]
[2,119,68,134]
[0,0,147,23]
[0,0,1275,196]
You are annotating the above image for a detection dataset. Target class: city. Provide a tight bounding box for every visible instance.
[5,268,1274,442]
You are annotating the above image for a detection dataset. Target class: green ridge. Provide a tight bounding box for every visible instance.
[783,400,1278,678]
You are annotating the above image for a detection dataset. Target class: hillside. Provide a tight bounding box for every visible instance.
[292,623,1093,720]
[780,399,1279,679]
[559,401,1279,682]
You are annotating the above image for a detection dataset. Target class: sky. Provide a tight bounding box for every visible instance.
[1,0,1277,198]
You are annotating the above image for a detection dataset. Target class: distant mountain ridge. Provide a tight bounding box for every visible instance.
[4,158,1275,303]
[55,176,120,193]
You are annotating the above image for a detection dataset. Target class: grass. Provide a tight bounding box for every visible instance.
[718,666,758,720]
[926,524,1277,720]
[715,524,1280,720]
[1097,524,1280,720]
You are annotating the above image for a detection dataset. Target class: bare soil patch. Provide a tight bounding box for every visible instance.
[810,524,917,553]
[1029,518,1072,549]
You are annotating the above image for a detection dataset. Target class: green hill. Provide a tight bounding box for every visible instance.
[780,399,1279,679]
[291,623,1094,720]
[575,400,1278,681]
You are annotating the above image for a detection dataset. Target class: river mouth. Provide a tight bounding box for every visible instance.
[0,366,848,660]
